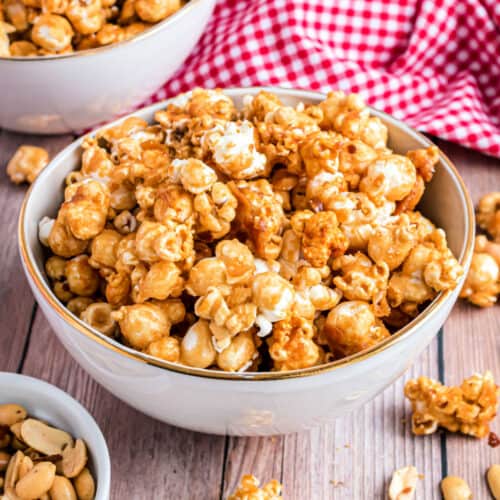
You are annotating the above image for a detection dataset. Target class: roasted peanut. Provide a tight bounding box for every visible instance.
[388,465,418,500]
[0,404,27,427]
[440,476,472,500]
[73,467,96,500]
[15,461,56,499]
[21,419,73,456]
[49,475,78,500]
[60,439,87,478]
[487,464,500,500]
[4,450,24,489]
[17,454,33,478]
[0,450,10,471]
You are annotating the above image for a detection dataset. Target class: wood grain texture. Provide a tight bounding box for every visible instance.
[437,140,500,499]
[0,131,73,371]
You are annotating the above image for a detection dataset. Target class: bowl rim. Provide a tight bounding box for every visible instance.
[0,371,111,498]
[18,86,476,381]
[0,0,206,62]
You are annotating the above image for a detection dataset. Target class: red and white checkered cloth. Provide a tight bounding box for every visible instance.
[146,0,500,158]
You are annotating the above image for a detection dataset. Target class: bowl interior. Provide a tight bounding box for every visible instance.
[0,372,110,498]
[20,87,474,379]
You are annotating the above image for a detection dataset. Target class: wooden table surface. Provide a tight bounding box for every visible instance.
[0,130,499,500]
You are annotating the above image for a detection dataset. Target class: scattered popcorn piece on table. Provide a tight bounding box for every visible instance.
[228,474,282,500]
[6,145,49,184]
[460,235,500,307]
[477,192,500,243]
[404,371,499,438]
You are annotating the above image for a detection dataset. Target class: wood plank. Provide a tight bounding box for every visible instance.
[22,311,227,500]
[222,435,284,497]
[0,131,73,372]
[437,141,500,499]
[221,341,442,500]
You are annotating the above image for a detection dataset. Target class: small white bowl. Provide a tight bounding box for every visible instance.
[18,88,475,436]
[0,0,216,134]
[0,372,110,499]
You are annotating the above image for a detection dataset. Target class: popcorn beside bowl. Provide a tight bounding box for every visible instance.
[18,88,475,436]
[0,0,216,134]
[0,372,110,499]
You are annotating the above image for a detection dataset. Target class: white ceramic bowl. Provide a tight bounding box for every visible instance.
[0,372,110,498]
[0,0,215,134]
[18,88,475,436]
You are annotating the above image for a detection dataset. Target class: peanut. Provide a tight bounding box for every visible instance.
[440,476,472,500]
[487,464,500,500]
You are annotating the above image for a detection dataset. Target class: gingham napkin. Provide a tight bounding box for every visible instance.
[146,0,500,158]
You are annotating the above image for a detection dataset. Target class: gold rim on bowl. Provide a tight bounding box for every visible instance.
[18,87,476,381]
[0,0,205,62]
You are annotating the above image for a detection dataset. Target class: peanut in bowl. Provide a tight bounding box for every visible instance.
[19,87,474,436]
[0,372,110,499]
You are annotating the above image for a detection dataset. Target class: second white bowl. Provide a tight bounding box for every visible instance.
[0,0,216,134]
[0,372,111,499]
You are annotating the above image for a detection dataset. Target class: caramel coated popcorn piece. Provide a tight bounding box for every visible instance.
[291,209,347,268]
[228,474,282,500]
[319,91,388,149]
[367,213,420,271]
[360,154,416,203]
[332,252,390,316]
[230,179,285,260]
[329,191,395,251]
[404,371,499,438]
[31,13,73,51]
[194,181,237,240]
[245,91,320,174]
[292,265,341,320]
[216,330,259,372]
[6,145,49,184]
[324,300,390,357]
[477,192,500,242]
[269,315,320,371]
[59,179,110,240]
[388,229,462,312]
[112,303,171,350]
[460,236,499,307]
[202,120,268,180]
[397,146,439,213]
